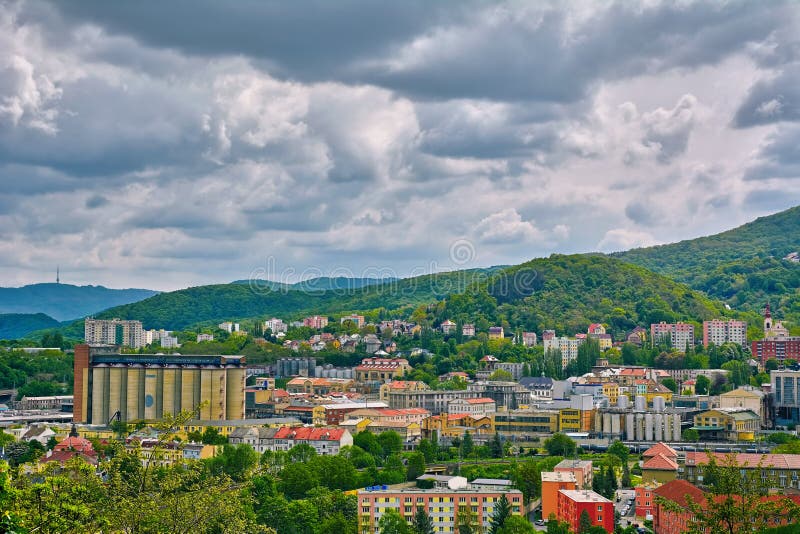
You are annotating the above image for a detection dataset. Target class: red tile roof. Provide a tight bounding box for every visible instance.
[642,453,679,471]
[643,442,678,459]
[466,397,496,404]
[274,426,347,441]
[685,452,800,469]
[652,479,705,507]
[53,436,95,454]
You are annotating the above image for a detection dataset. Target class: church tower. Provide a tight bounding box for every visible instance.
[764,301,772,332]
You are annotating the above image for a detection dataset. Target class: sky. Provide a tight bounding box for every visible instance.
[1,0,799,291]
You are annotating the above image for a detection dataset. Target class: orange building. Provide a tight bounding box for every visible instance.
[554,459,593,489]
[541,471,577,520]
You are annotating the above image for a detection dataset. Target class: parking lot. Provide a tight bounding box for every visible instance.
[615,489,636,526]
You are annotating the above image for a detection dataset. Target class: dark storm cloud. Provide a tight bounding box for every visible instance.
[733,67,800,127]
[47,1,789,102]
[85,194,108,209]
[744,125,800,181]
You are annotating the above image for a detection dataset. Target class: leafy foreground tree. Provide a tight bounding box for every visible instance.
[660,453,800,534]
[456,505,479,534]
[3,407,272,534]
[578,509,593,534]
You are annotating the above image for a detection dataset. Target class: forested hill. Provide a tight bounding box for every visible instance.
[612,205,800,321]
[75,255,729,340]
[91,268,500,331]
[0,313,60,339]
[229,276,400,291]
[443,254,727,338]
[0,283,158,321]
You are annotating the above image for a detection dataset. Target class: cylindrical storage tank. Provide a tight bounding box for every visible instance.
[626,413,635,440]
[595,412,603,435]
[126,365,143,421]
[635,396,646,411]
[654,413,663,441]
[226,367,245,420]
[108,366,123,420]
[663,415,673,441]
[617,395,629,409]
[611,414,621,435]
[181,366,200,414]
[673,414,682,441]
[91,364,109,425]
[636,414,645,441]
[162,366,179,417]
[603,413,612,436]
[653,396,665,412]
[645,413,654,441]
[144,366,160,420]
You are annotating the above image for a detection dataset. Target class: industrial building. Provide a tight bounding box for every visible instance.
[593,395,683,442]
[73,344,246,424]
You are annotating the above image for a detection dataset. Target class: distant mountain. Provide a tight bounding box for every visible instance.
[0,283,159,321]
[230,276,399,291]
[0,313,61,340]
[612,205,800,323]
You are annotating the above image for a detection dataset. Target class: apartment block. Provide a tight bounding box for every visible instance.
[702,319,747,347]
[357,485,523,534]
[650,322,694,351]
[84,318,144,348]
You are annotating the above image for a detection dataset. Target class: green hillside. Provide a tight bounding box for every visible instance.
[612,205,800,322]
[0,313,60,340]
[84,268,501,331]
[45,255,729,343]
[442,254,728,338]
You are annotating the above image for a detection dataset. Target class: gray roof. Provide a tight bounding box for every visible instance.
[520,376,554,389]
[471,478,512,485]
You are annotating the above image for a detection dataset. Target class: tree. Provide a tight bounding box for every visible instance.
[460,431,474,459]
[497,515,535,534]
[695,375,711,395]
[579,509,593,534]
[545,518,571,534]
[488,369,514,381]
[205,443,259,482]
[489,432,504,459]
[406,452,426,482]
[456,505,478,534]
[412,506,434,534]
[488,494,511,534]
[279,462,320,499]
[418,439,438,463]
[661,377,678,392]
[377,431,404,459]
[683,428,700,442]
[544,433,576,457]
[288,443,317,463]
[607,441,629,464]
[621,461,631,488]
[379,509,410,534]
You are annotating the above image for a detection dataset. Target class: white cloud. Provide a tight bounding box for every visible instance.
[474,208,543,243]
[597,229,657,252]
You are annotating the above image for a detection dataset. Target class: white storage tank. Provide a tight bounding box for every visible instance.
[654,413,663,441]
[635,395,646,411]
[636,413,645,441]
[645,413,654,441]
[617,395,629,409]
[672,414,682,441]
[626,413,635,440]
[653,396,666,412]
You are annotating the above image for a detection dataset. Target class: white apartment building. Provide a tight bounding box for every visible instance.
[84,318,144,348]
[265,318,288,333]
[543,336,584,368]
[702,319,747,347]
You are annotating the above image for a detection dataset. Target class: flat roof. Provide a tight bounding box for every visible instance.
[542,471,577,483]
[558,490,611,503]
